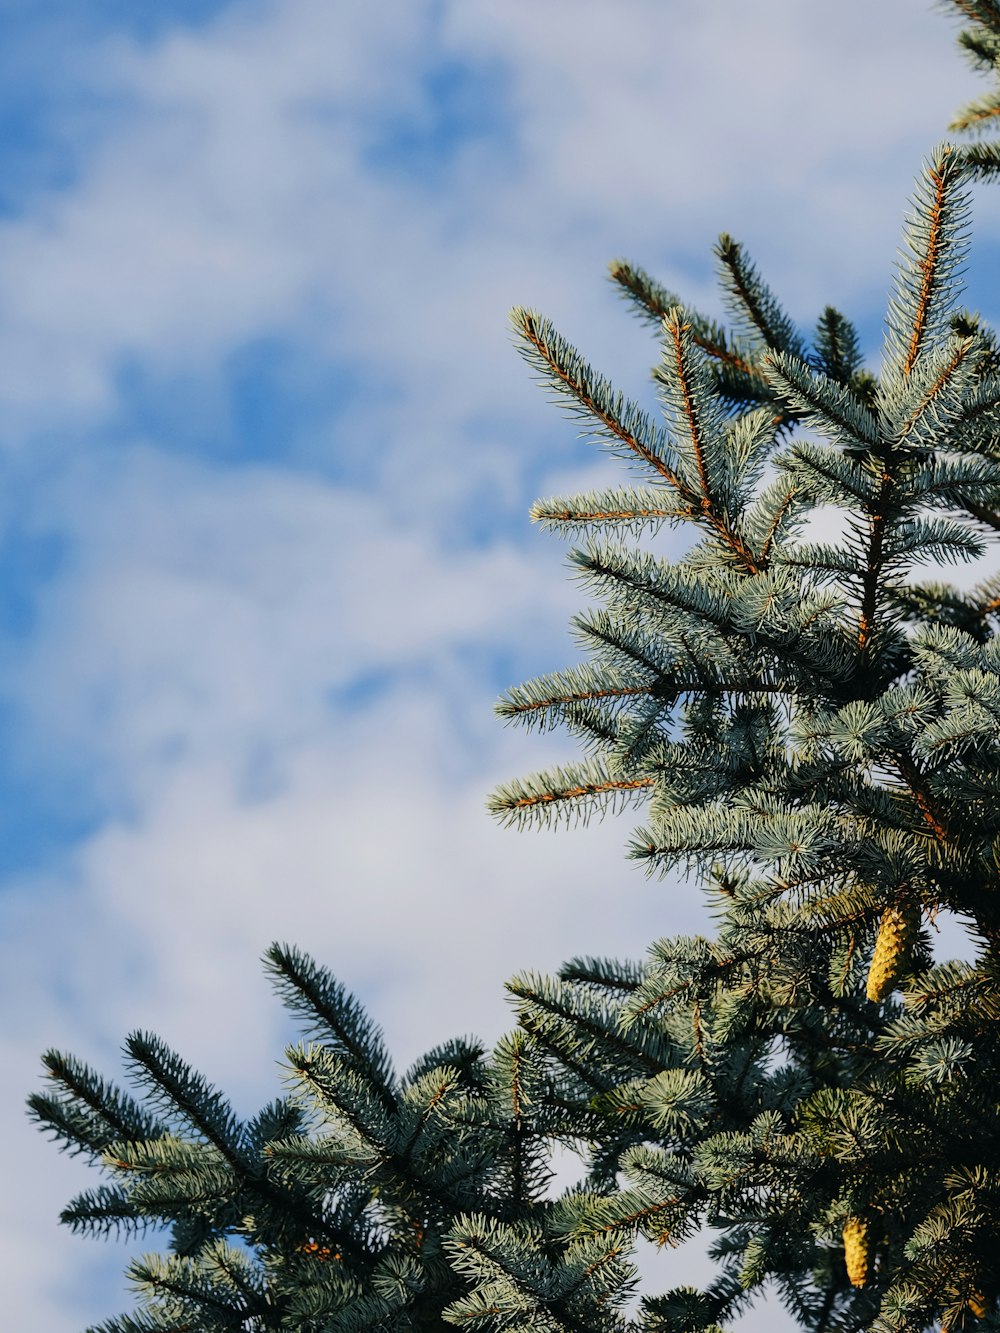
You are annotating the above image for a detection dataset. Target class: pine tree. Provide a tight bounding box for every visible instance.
[29,4,1000,1330]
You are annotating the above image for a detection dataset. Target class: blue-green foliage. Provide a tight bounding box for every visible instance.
[492,147,1000,922]
[29,7,1000,1331]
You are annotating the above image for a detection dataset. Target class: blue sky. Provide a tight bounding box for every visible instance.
[0,2,991,1328]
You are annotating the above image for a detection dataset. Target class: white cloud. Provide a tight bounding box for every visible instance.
[0,437,709,1325]
[0,0,980,431]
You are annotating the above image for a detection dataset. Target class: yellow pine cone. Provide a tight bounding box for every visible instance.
[866,902,920,1002]
[943,1286,991,1325]
[842,1216,871,1287]
[968,1292,990,1319]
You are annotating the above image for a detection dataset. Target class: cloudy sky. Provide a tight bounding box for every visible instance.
[0,1,992,1328]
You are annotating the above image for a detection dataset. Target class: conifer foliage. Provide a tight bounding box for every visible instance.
[29,4,1000,1331]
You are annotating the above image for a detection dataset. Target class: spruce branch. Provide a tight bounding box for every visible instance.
[763,350,880,451]
[950,91,1000,133]
[609,258,769,390]
[714,235,806,359]
[510,307,682,487]
[883,144,970,382]
[940,0,1000,35]
[812,306,866,386]
[487,762,656,830]
[28,1050,164,1157]
[264,943,396,1106]
[122,1034,249,1172]
[607,258,682,329]
[530,488,687,538]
